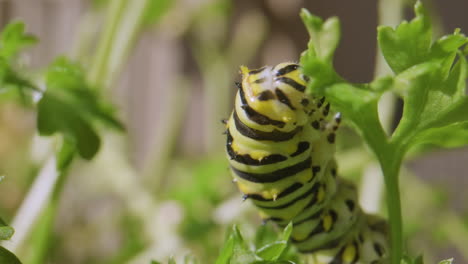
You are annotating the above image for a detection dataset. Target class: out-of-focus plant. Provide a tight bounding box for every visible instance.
[0,20,124,263]
[0,177,21,263]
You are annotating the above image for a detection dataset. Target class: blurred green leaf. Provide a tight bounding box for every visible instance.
[400,255,423,264]
[37,91,100,160]
[0,246,22,264]
[0,21,38,60]
[0,226,14,240]
[251,261,296,264]
[254,223,279,249]
[280,223,292,241]
[256,241,288,261]
[0,218,14,240]
[45,57,124,130]
[215,225,256,264]
[142,0,174,26]
[37,57,123,163]
[256,223,292,260]
[438,258,454,264]
[168,257,176,264]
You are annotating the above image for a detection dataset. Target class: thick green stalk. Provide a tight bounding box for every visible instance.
[378,148,404,264]
[374,1,405,263]
[360,114,404,264]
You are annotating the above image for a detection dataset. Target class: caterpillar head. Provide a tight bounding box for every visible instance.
[238,62,314,130]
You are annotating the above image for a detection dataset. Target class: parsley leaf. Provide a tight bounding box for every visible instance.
[37,57,124,164]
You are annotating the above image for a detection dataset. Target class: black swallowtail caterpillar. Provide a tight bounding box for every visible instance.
[224,62,389,264]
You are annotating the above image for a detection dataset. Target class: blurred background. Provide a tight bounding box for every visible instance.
[0,0,467,263]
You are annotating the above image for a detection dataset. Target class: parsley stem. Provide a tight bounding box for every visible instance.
[88,0,126,88]
[379,149,404,264]
[375,1,405,263]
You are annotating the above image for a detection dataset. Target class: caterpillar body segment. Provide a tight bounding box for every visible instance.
[225,62,389,263]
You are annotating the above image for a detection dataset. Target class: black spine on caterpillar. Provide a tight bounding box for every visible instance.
[225,63,389,264]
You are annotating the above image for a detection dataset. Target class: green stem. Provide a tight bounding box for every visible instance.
[88,0,150,90]
[378,148,404,264]
[88,0,127,87]
[374,1,405,263]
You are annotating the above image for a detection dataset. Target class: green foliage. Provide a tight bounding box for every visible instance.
[0,189,21,263]
[400,255,423,264]
[438,258,454,264]
[37,57,124,165]
[300,1,467,264]
[0,21,38,104]
[142,0,174,26]
[0,21,38,60]
[378,2,431,74]
[0,22,123,168]
[299,9,341,93]
[0,246,22,264]
[152,224,298,264]
[214,224,297,264]
[0,219,14,240]
[399,255,454,264]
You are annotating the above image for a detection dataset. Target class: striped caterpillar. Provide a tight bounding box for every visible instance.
[225,62,389,264]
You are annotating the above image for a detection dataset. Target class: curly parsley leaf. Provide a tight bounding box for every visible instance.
[392,47,468,151]
[378,2,431,74]
[37,57,124,164]
[300,2,467,264]
[299,8,341,93]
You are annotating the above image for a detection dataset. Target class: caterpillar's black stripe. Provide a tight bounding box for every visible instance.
[291,141,310,157]
[296,183,325,211]
[254,77,266,84]
[238,86,286,128]
[298,236,344,253]
[293,209,323,225]
[291,210,338,243]
[249,67,266,74]
[257,90,275,101]
[254,182,320,209]
[275,88,296,110]
[247,182,304,201]
[233,111,302,142]
[274,77,306,92]
[276,64,299,76]
[230,157,311,183]
[345,199,355,212]
[226,130,288,165]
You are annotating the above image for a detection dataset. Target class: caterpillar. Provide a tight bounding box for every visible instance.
[224,62,389,264]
